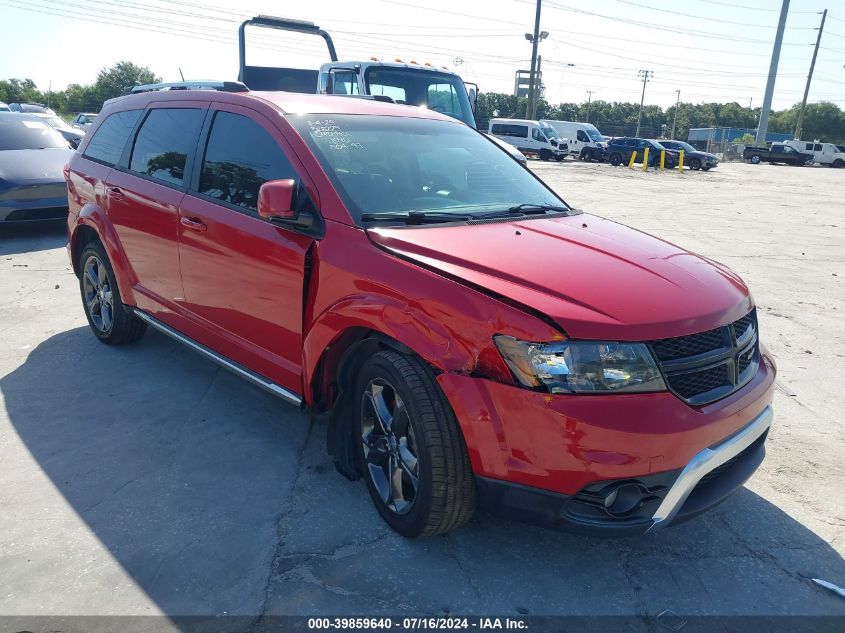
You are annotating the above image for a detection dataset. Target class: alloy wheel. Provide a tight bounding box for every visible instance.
[82,254,114,333]
[360,379,420,515]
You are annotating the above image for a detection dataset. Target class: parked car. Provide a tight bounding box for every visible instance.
[32,112,85,148]
[658,140,718,171]
[0,102,11,112]
[484,133,528,166]
[837,145,845,155]
[71,113,98,130]
[488,118,568,161]
[66,84,775,538]
[540,120,607,161]
[8,102,56,115]
[605,137,678,167]
[742,144,813,166]
[0,112,73,223]
[784,140,845,168]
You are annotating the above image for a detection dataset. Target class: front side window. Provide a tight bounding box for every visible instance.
[292,115,566,224]
[331,71,359,95]
[532,128,543,142]
[83,109,141,165]
[198,111,296,213]
[577,130,589,142]
[129,109,204,186]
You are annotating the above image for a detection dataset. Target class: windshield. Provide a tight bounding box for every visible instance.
[42,116,75,132]
[648,140,668,151]
[292,115,566,224]
[364,67,476,127]
[0,116,69,150]
[539,122,557,138]
[586,129,604,142]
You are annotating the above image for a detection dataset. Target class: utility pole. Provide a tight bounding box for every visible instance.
[586,90,594,123]
[526,0,543,119]
[756,0,790,145]
[532,55,543,119]
[795,9,827,140]
[635,70,652,137]
[670,89,680,139]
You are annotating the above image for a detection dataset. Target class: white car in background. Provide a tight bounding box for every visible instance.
[488,118,568,161]
[71,113,98,130]
[784,140,845,168]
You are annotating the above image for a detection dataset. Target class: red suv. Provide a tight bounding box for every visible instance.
[65,83,775,538]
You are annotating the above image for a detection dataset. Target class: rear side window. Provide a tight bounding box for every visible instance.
[491,124,528,138]
[198,111,296,213]
[82,110,141,165]
[129,109,204,186]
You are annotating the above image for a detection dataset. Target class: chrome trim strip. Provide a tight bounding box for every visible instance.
[132,309,303,406]
[648,405,773,530]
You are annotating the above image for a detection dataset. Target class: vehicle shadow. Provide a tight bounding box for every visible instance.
[2,328,844,626]
[0,220,67,256]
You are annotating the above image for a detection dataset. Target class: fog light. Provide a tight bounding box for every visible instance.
[603,489,618,508]
[603,483,645,517]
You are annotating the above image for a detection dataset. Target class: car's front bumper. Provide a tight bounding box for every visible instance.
[438,348,776,536]
[0,184,68,223]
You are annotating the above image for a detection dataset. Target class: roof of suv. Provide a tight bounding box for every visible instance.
[103,88,455,122]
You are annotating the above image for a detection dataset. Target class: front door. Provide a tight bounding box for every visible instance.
[177,105,315,393]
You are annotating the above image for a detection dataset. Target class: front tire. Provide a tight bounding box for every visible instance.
[581,149,593,161]
[690,158,702,170]
[540,148,552,161]
[355,350,476,537]
[78,241,146,345]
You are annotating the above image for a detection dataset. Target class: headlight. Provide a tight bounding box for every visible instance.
[494,336,666,394]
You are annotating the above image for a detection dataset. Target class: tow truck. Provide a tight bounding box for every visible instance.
[238,15,479,128]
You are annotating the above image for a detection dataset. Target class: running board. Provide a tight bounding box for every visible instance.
[132,309,303,406]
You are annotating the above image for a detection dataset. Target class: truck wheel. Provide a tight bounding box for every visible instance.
[750,155,761,165]
[581,149,592,161]
[690,158,702,171]
[78,241,147,345]
[355,350,477,537]
[540,148,552,161]
[833,159,844,168]
[608,152,622,166]
[555,154,566,162]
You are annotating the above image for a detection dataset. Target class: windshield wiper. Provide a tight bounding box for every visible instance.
[360,210,473,225]
[506,203,571,214]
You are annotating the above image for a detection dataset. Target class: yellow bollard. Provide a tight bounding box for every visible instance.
[628,151,637,168]
[642,147,650,171]
[660,150,666,170]
[678,149,685,173]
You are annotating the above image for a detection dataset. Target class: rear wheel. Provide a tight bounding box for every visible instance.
[608,152,623,166]
[78,241,146,345]
[750,155,761,165]
[555,154,565,162]
[355,350,476,537]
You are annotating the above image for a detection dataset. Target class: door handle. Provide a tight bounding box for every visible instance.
[107,187,125,200]
[180,216,208,232]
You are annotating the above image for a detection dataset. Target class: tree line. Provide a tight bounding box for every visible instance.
[2,61,843,143]
[476,93,845,143]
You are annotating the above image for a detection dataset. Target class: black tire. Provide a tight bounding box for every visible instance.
[355,350,476,537]
[750,155,761,165]
[690,158,702,171]
[78,241,146,345]
[539,148,552,161]
[555,154,565,162]
[608,152,623,166]
[833,159,844,168]
[581,149,592,161]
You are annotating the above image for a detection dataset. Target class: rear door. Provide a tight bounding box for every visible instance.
[106,103,206,311]
[177,104,317,392]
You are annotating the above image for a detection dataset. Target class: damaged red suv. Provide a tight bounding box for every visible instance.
[65,83,775,537]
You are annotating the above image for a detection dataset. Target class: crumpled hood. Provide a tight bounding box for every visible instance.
[0,148,73,184]
[368,214,753,341]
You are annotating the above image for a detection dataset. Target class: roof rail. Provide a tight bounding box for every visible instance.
[121,81,249,96]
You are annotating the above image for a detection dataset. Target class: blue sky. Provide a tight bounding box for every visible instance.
[1,0,843,109]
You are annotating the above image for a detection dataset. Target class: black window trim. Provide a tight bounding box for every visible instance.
[114,104,209,194]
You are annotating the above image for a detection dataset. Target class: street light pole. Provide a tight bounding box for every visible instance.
[635,70,652,137]
[525,0,543,119]
[670,89,680,139]
[795,9,827,140]
[756,0,790,145]
[586,90,594,123]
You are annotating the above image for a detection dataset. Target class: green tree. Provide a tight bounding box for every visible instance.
[92,61,160,103]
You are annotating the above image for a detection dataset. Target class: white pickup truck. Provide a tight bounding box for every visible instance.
[784,140,845,168]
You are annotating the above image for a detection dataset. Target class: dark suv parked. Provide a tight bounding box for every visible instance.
[605,137,678,167]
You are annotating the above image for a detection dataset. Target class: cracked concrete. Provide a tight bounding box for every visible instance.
[0,162,844,624]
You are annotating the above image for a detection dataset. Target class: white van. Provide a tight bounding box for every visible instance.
[540,120,607,161]
[784,140,845,168]
[488,118,568,161]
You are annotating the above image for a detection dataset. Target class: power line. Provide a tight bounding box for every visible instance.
[611,0,815,29]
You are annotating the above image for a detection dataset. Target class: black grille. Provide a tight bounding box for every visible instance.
[650,328,725,361]
[670,364,732,400]
[649,309,759,405]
